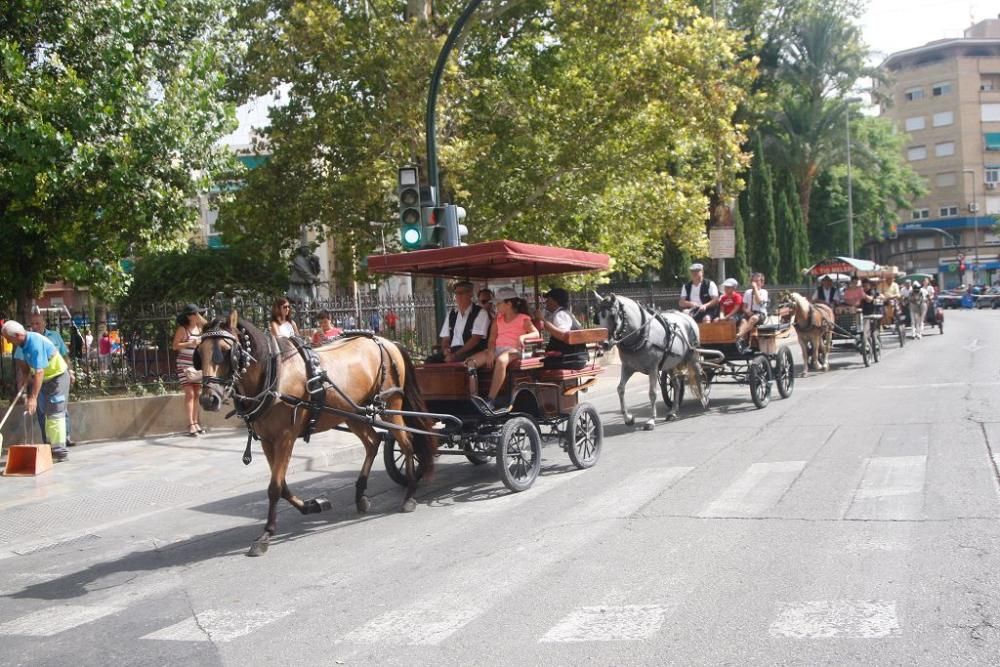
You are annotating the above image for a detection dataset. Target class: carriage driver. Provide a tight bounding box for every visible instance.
[678,263,720,322]
[533,287,588,370]
[813,275,841,306]
[429,280,491,363]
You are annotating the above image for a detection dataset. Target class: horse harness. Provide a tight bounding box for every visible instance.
[793,301,831,335]
[199,327,400,465]
[606,300,683,370]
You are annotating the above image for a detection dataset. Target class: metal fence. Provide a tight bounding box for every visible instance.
[0,283,811,400]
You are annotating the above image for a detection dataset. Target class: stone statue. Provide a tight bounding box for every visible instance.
[289,245,321,302]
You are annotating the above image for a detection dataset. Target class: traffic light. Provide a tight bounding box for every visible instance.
[398,166,422,250]
[443,205,468,246]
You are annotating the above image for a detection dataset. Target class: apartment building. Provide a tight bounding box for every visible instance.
[876,17,1000,287]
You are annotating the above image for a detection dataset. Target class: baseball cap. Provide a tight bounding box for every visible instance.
[543,287,570,306]
[689,263,704,271]
[495,287,519,302]
[722,278,738,288]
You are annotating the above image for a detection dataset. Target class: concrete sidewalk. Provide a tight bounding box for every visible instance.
[0,425,366,558]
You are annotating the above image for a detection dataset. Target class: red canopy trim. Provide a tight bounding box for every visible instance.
[366,240,610,279]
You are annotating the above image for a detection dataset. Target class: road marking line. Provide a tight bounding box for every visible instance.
[769,600,901,639]
[0,604,123,636]
[699,461,806,518]
[846,456,926,520]
[338,467,693,646]
[142,609,293,643]
[540,604,673,642]
[452,471,582,516]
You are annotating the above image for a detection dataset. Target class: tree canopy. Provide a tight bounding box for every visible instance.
[220,0,757,285]
[0,0,238,313]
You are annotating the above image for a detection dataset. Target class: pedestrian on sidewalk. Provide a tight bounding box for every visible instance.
[22,313,76,447]
[2,320,71,462]
[173,304,207,437]
[269,298,299,338]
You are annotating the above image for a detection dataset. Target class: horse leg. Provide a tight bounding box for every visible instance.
[247,434,297,557]
[643,371,657,430]
[618,367,636,426]
[798,337,811,378]
[822,331,832,371]
[351,427,382,514]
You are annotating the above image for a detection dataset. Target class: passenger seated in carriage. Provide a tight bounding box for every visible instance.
[465,287,539,409]
[840,276,870,311]
[533,287,588,370]
[718,278,744,321]
[678,263,720,322]
[426,280,491,363]
[813,275,842,306]
[735,272,768,353]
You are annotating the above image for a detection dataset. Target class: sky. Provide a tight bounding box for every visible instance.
[223,1,997,145]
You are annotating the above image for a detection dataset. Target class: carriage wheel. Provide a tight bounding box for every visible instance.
[697,366,713,410]
[382,435,408,487]
[496,417,542,492]
[658,370,684,419]
[775,347,794,399]
[749,355,772,409]
[566,402,602,469]
[464,442,490,466]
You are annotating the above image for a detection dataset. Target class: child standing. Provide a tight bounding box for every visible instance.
[465,287,539,409]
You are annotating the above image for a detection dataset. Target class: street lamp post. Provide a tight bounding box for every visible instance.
[962,168,981,283]
[844,96,864,257]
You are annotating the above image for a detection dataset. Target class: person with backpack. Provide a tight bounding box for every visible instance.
[427,280,491,363]
[678,263,720,322]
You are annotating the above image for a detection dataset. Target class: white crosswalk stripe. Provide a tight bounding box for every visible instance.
[142,609,293,643]
[699,461,806,518]
[451,470,582,516]
[540,604,674,643]
[0,604,123,636]
[846,456,926,520]
[769,600,901,639]
[338,466,693,646]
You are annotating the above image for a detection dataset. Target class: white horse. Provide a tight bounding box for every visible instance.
[594,293,702,429]
[907,285,928,340]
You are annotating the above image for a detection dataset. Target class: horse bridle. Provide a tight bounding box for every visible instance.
[198,326,278,420]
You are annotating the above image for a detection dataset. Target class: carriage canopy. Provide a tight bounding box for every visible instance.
[805,256,884,279]
[366,239,610,279]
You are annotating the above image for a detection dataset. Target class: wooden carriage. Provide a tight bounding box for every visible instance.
[367,240,610,492]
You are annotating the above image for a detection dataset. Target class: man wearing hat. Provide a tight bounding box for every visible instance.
[718,278,743,320]
[431,280,491,363]
[814,275,842,306]
[2,320,71,462]
[678,263,720,322]
[534,287,588,370]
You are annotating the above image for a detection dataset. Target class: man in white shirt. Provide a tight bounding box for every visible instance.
[678,263,720,322]
[434,280,491,362]
[736,272,769,352]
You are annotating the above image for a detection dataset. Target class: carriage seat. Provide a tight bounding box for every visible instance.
[756,322,790,335]
[538,363,605,381]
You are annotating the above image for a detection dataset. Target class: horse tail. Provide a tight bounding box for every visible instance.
[398,345,438,479]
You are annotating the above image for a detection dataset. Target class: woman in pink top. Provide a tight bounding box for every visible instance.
[465,287,539,408]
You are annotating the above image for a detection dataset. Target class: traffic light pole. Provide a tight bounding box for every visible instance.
[426,0,485,326]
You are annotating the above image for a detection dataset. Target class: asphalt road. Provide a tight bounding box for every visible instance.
[2,310,999,666]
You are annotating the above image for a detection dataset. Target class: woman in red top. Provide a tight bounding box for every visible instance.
[465,287,538,409]
[718,278,744,320]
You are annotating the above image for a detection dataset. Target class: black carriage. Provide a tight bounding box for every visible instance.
[688,317,796,410]
[806,257,890,366]
[367,240,610,492]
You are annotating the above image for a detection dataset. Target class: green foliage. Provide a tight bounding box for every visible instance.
[120,246,287,308]
[731,202,750,284]
[776,170,809,282]
[223,0,756,283]
[747,133,779,280]
[0,0,239,310]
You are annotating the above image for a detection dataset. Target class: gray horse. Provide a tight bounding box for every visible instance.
[594,293,702,430]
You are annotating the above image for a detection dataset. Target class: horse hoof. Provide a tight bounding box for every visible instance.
[643,421,655,431]
[357,496,371,514]
[400,498,417,513]
[665,414,678,422]
[624,416,635,427]
[303,498,332,515]
[247,540,269,557]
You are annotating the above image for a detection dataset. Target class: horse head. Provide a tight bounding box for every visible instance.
[592,292,624,349]
[197,310,256,412]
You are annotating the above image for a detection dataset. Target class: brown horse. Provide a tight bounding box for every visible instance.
[196,311,436,556]
[787,292,833,377]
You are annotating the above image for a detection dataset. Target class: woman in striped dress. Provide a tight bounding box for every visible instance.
[173,303,207,437]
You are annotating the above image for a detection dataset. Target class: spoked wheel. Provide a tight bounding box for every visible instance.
[382,435,408,487]
[658,370,684,420]
[696,365,713,410]
[860,329,870,367]
[749,355,772,409]
[774,347,795,399]
[566,402,602,469]
[496,416,542,492]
